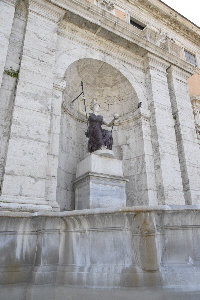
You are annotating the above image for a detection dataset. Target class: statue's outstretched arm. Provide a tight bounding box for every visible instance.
[78,97,87,119]
[103,114,119,127]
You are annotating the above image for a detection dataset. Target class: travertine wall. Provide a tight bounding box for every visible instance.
[0,0,28,191]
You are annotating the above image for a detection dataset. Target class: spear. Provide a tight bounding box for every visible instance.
[72,81,85,103]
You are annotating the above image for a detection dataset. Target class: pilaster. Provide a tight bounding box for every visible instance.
[123,107,158,206]
[144,53,185,205]
[44,79,66,210]
[167,66,200,204]
[0,0,66,211]
[0,0,17,87]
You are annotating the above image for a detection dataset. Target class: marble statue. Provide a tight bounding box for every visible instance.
[78,97,119,153]
[193,106,200,126]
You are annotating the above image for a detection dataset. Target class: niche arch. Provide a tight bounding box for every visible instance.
[57,58,143,210]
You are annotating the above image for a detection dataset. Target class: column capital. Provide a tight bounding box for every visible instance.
[144,53,170,73]
[29,0,66,23]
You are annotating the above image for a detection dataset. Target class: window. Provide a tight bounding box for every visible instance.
[184,50,197,66]
[130,17,145,31]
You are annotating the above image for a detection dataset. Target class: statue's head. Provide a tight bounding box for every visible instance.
[90,99,100,111]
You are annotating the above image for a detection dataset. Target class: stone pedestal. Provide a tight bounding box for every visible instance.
[74,154,127,209]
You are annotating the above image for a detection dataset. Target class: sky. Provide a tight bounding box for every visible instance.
[161,0,200,27]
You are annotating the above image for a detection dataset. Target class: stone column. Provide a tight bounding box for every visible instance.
[144,53,185,205]
[167,66,200,204]
[0,0,65,211]
[0,0,17,87]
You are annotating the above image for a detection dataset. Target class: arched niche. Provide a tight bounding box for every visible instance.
[57,58,142,210]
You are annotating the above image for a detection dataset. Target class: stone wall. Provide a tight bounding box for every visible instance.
[0,0,28,191]
[1,208,200,299]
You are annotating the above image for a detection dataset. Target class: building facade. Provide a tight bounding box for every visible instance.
[1,0,200,212]
[0,0,200,297]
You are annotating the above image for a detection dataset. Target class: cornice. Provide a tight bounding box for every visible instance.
[48,0,196,75]
[144,52,170,73]
[129,0,200,47]
[58,21,144,71]
[2,0,18,6]
[28,0,65,23]
[167,65,194,81]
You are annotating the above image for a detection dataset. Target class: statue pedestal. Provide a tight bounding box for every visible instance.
[74,154,127,210]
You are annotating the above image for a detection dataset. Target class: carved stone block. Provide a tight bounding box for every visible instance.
[96,0,115,11]
[74,154,127,209]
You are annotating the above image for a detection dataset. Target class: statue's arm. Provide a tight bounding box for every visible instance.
[103,118,115,127]
[78,97,87,119]
[103,114,119,127]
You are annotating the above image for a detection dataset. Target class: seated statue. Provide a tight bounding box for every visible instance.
[78,97,119,153]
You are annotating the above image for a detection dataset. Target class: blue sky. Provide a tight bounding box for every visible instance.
[161,0,200,27]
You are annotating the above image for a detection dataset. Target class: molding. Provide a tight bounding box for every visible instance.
[73,172,128,186]
[62,101,150,126]
[28,0,65,23]
[167,65,194,81]
[0,202,55,212]
[130,0,200,47]
[52,0,196,74]
[2,205,200,217]
[1,0,18,6]
[144,52,170,73]
[61,102,86,124]
[53,79,66,92]
[117,107,151,125]
[58,21,144,71]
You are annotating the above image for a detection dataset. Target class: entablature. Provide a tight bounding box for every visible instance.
[53,0,195,75]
